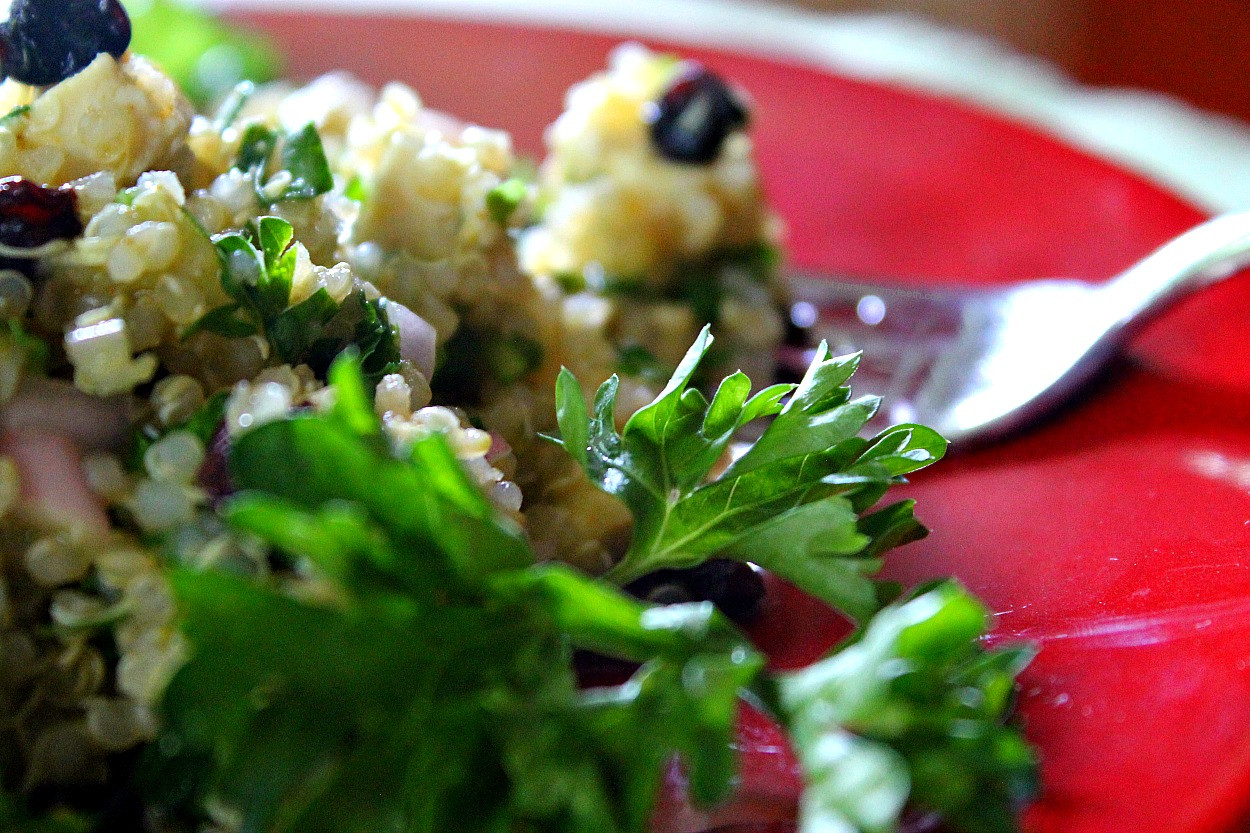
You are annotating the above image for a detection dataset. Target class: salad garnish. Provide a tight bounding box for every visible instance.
[551,327,944,623]
[186,216,402,386]
[134,350,1034,833]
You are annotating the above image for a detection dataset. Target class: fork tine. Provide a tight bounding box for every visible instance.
[784,274,976,434]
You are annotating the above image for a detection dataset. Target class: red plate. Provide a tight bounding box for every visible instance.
[225,10,1250,832]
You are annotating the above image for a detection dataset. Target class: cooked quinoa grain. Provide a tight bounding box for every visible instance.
[0,39,786,808]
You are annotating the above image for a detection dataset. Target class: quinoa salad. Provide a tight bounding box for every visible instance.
[0,3,1038,833]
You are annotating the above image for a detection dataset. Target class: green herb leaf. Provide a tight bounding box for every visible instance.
[779,582,1038,833]
[267,288,338,365]
[124,391,228,473]
[183,302,259,340]
[550,329,945,621]
[213,228,269,310]
[234,123,278,173]
[146,354,1029,833]
[279,122,335,201]
[233,122,333,204]
[151,354,770,833]
[356,297,403,386]
[343,174,368,203]
[486,177,528,225]
[228,353,531,587]
[253,215,297,312]
[198,218,400,387]
[4,319,49,376]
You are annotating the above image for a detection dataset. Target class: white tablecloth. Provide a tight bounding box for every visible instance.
[213,0,1250,213]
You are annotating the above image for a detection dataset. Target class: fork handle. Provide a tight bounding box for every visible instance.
[1104,210,1250,326]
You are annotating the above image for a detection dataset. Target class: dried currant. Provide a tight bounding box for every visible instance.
[1,0,131,86]
[0,176,82,249]
[648,64,750,165]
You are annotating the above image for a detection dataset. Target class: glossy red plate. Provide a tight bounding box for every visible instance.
[225,9,1250,832]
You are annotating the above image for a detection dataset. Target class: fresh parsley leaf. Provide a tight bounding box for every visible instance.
[486,178,528,225]
[721,242,782,285]
[183,391,230,446]
[183,302,259,340]
[267,288,339,365]
[233,123,333,204]
[191,217,401,389]
[149,352,768,833]
[114,186,141,206]
[143,353,1029,833]
[779,581,1037,833]
[670,243,782,324]
[234,123,279,174]
[549,327,945,622]
[279,122,335,201]
[4,318,49,376]
[354,296,404,386]
[343,173,368,203]
[554,271,587,293]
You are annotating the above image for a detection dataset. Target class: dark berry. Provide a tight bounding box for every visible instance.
[648,64,749,165]
[1,0,131,86]
[626,559,766,626]
[0,176,82,249]
[572,649,638,689]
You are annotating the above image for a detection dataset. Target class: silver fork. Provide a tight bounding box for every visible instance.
[779,211,1250,445]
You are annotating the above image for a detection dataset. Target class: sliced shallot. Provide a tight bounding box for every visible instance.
[1,428,108,532]
[384,298,437,379]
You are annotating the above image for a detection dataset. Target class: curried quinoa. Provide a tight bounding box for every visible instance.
[0,31,788,811]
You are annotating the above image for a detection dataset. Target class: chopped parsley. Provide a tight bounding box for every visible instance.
[185,216,400,388]
[124,390,228,473]
[485,177,528,225]
[780,582,1037,833]
[232,122,334,205]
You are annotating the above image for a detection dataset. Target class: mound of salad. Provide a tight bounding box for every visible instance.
[0,2,1037,832]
